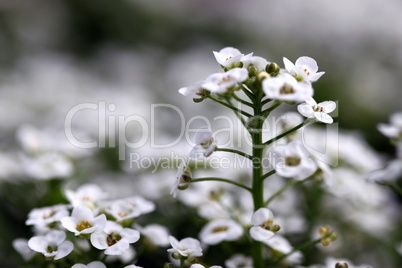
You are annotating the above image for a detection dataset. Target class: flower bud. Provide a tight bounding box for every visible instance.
[270,224,281,232]
[164,263,175,268]
[266,62,280,75]
[335,262,349,268]
[248,65,259,77]
[257,71,271,83]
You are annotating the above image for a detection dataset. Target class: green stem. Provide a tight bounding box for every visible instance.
[179,257,185,268]
[264,119,312,147]
[233,93,254,107]
[261,101,281,117]
[207,95,252,117]
[264,178,311,207]
[225,98,251,133]
[216,147,253,161]
[261,98,272,106]
[251,90,265,268]
[191,177,252,193]
[260,170,276,181]
[241,85,255,102]
[272,237,323,265]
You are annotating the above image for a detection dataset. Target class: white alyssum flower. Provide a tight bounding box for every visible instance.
[297,98,336,124]
[90,221,140,255]
[28,230,74,260]
[242,56,269,72]
[167,236,203,259]
[225,254,253,268]
[265,235,303,265]
[190,264,222,268]
[213,47,252,68]
[12,238,35,261]
[26,204,69,230]
[179,80,204,97]
[199,218,243,245]
[283,56,325,83]
[104,196,155,222]
[190,128,217,159]
[249,208,277,242]
[65,184,108,209]
[262,73,313,102]
[71,261,107,268]
[61,206,107,236]
[273,141,317,180]
[202,68,248,94]
[135,223,170,247]
[377,112,402,140]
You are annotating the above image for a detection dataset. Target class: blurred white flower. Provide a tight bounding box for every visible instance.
[249,208,276,242]
[225,253,253,268]
[65,184,109,209]
[273,141,317,180]
[242,56,269,72]
[378,112,402,140]
[199,218,243,245]
[135,223,170,247]
[28,230,73,260]
[213,47,252,68]
[26,204,69,230]
[262,73,313,102]
[190,264,222,268]
[71,261,107,268]
[124,265,143,268]
[189,128,217,159]
[179,80,204,96]
[283,56,325,83]
[90,221,140,255]
[12,238,35,261]
[21,152,74,180]
[104,196,155,222]
[365,159,402,183]
[202,68,248,94]
[264,235,303,265]
[297,98,336,124]
[61,206,107,236]
[167,236,203,259]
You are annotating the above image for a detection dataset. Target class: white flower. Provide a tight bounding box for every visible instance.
[105,196,155,222]
[249,208,276,242]
[189,128,217,159]
[65,184,108,209]
[225,254,253,268]
[378,112,402,140]
[12,238,35,261]
[21,152,74,180]
[124,265,143,268]
[365,159,402,183]
[90,221,140,255]
[61,206,107,236]
[179,80,204,97]
[273,141,317,180]
[283,56,325,83]
[71,261,107,268]
[242,56,269,72]
[167,236,203,259]
[190,264,222,268]
[28,230,74,260]
[135,223,170,247]
[262,73,313,102]
[213,47,252,67]
[297,98,336,124]
[264,235,303,265]
[202,68,248,94]
[171,160,192,198]
[26,204,69,230]
[199,219,243,245]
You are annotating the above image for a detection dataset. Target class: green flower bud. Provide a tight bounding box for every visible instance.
[266,62,280,74]
[248,65,259,77]
[270,224,281,232]
[164,263,175,268]
[335,262,349,268]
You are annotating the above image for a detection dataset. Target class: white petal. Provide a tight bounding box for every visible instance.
[295,56,318,73]
[121,228,140,244]
[314,112,333,124]
[309,72,325,82]
[104,240,129,255]
[320,101,336,113]
[28,236,47,253]
[250,226,275,242]
[45,230,66,246]
[54,241,74,260]
[283,57,295,73]
[251,208,274,225]
[194,129,212,145]
[90,232,109,250]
